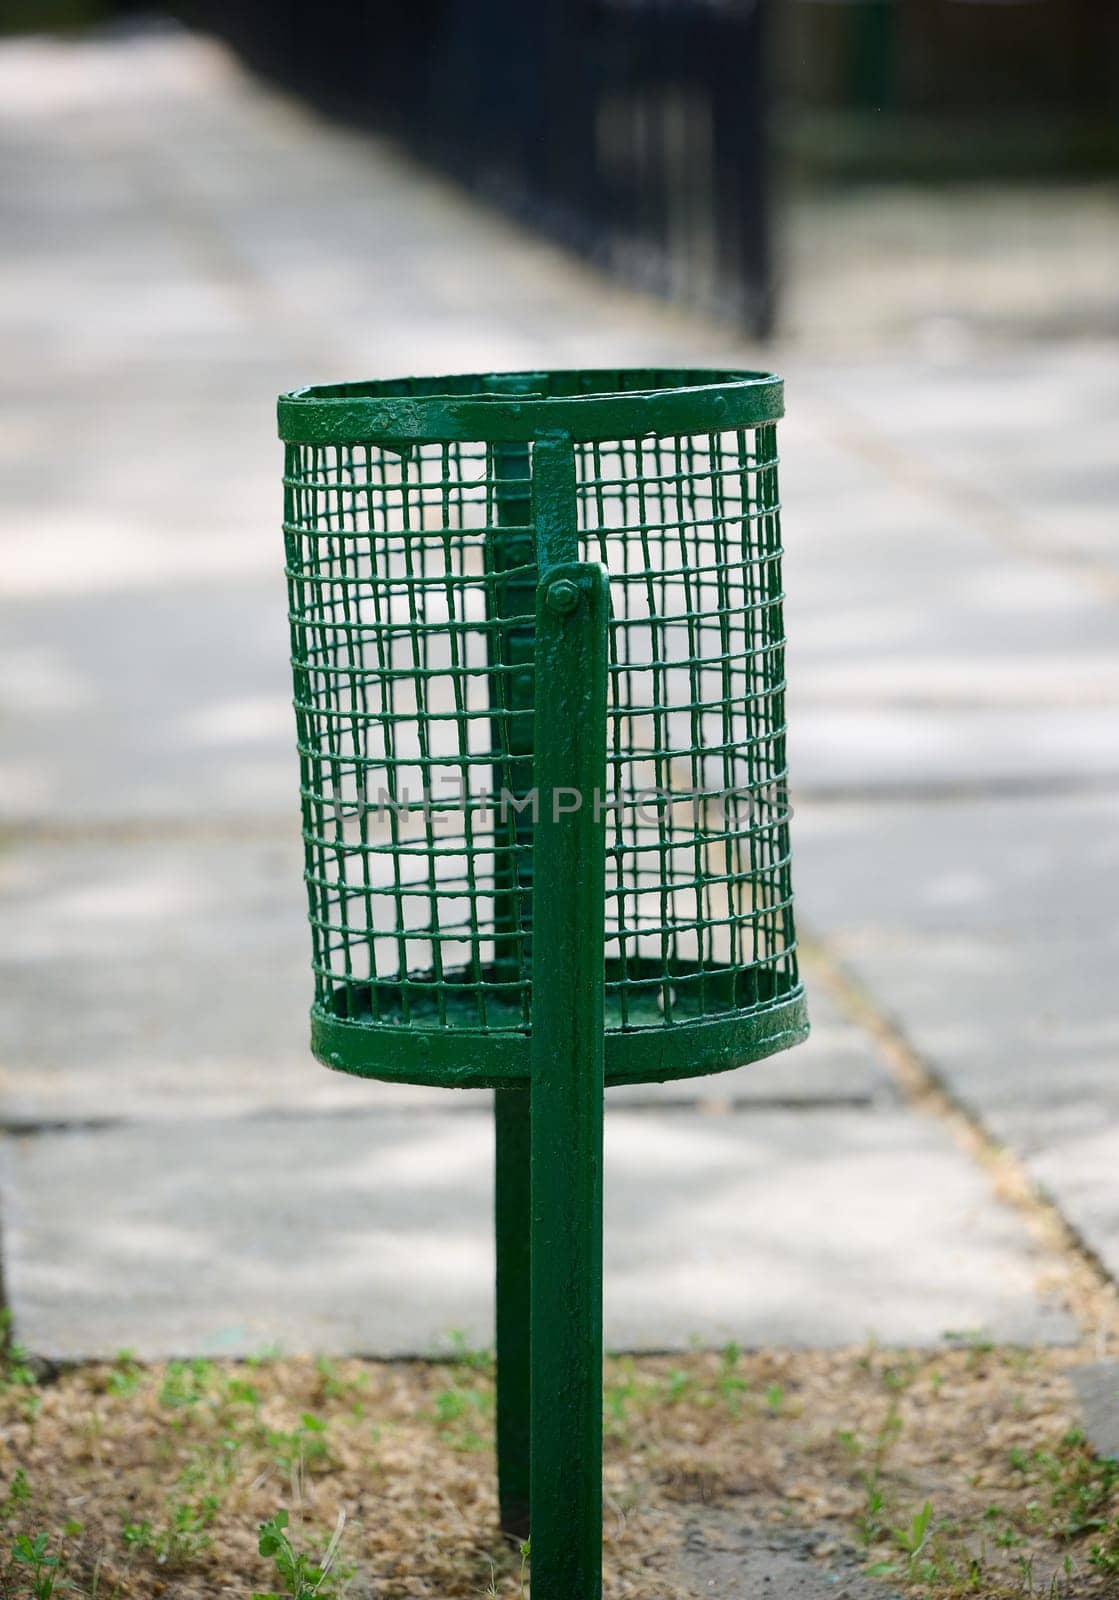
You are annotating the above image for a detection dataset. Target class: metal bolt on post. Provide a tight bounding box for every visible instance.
[279,368,809,1598]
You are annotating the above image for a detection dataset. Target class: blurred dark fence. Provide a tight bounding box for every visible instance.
[179,0,774,335]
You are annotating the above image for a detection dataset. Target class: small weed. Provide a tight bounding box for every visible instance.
[856,1472,889,1548]
[221,1374,262,1414]
[105,1349,143,1397]
[1014,1553,1036,1593]
[1007,1426,1119,1562]
[313,1358,368,1420]
[431,1384,491,1453]
[661,1368,693,1404]
[872,1403,903,1462]
[895,1498,934,1569]
[267,1413,334,1474]
[10,1531,65,1599]
[964,1333,996,1369]
[0,1311,41,1423]
[246,1344,284,1368]
[119,1518,153,1552]
[715,1343,748,1415]
[880,1357,919,1393]
[604,1358,639,1434]
[482,1535,529,1599]
[443,1330,494,1374]
[1043,1430,1119,1539]
[118,1433,239,1570]
[857,1479,969,1589]
[314,1355,343,1394]
[254,1508,349,1600]
[2,1467,32,1520]
[120,1492,218,1568]
[158,1358,213,1411]
[0,1311,36,1389]
[764,1382,785,1414]
[179,1436,241,1496]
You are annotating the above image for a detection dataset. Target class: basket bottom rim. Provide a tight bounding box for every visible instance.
[310,959,808,1088]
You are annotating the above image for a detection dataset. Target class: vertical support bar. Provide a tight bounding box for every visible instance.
[486,389,539,983]
[494,1087,532,1539]
[529,541,609,1599]
[486,375,541,1541]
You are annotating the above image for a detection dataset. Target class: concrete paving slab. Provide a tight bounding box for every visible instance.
[789,705,1119,796]
[805,352,1119,574]
[776,402,1119,794]
[1030,1128,1119,1300]
[1070,1362,1119,1462]
[0,1104,1075,1360]
[794,793,1119,942]
[0,837,880,1124]
[790,796,1119,1145]
[0,583,294,825]
[795,924,1119,1286]
[793,794,1119,1281]
[801,933,1119,1145]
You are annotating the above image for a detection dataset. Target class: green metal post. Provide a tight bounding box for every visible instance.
[487,379,538,1541]
[529,437,608,1600]
[494,1087,532,1539]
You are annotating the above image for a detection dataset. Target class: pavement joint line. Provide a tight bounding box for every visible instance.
[800,383,1119,605]
[798,693,1119,711]
[0,817,298,849]
[0,1117,129,1139]
[799,933,1119,1352]
[0,1095,879,1140]
[5,771,1119,850]
[788,774,1119,806]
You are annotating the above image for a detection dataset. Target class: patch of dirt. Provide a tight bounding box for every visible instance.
[1,1344,1117,1597]
[676,1508,903,1598]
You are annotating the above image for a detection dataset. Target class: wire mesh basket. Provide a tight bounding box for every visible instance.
[279,368,808,1088]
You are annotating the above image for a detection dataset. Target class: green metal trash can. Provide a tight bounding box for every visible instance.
[279,368,808,1599]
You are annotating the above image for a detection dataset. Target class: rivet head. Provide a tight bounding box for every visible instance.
[546,578,582,615]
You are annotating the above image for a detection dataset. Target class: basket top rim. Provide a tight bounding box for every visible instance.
[277,366,783,446]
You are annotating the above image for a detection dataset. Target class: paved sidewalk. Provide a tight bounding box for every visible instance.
[1,27,1117,1358]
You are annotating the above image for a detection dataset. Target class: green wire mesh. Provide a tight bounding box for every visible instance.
[282,371,803,1082]
[579,431,795,1025]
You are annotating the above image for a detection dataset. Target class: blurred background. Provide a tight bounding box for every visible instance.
[1,1,1117,1360]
